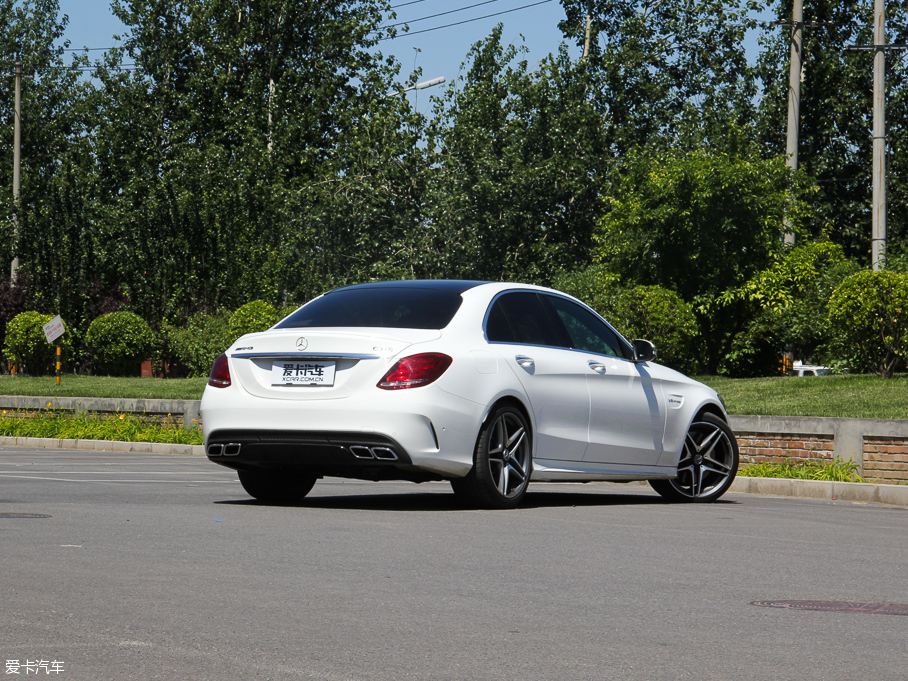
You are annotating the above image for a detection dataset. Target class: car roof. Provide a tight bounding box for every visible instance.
[326,280,490,295]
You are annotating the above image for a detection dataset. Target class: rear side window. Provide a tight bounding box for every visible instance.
[277,288,463,329]
[486,292,561,347]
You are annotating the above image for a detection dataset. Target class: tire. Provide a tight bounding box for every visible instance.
[452,405,532,509]
[649,413,739,503]
[237,468,317,504]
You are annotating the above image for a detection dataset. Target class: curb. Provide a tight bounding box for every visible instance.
[730,476,908,508]
[0,435,205,457]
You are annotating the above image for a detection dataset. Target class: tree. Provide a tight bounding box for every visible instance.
[611,285,698,374]
[597,148,809,373]
[756,0,908,263]
[89,0,413,317]
[422,29,609,284]
[557,0,761,155]
[0,0,97,331]
[827,270,908,378]
[720,237,858,366]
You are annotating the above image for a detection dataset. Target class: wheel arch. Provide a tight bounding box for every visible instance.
[480,395,533,435]
[693,401,728,425]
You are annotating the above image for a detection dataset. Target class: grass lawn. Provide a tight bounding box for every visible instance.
[697,373,908,420]
[0,375,208,400]
[0,372,907,420]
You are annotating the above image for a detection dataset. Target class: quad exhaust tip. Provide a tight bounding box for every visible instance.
[349,445,398,461]
[207,443,242,457]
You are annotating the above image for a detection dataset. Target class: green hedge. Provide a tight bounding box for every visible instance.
[228,300,282,340]
[4,312,73,376]
[86,311,155,376]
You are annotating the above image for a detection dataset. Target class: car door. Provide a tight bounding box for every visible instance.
[485,292,590,462]
[543,295,665,467]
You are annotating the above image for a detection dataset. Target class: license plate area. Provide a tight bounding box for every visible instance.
[271,360,336,386]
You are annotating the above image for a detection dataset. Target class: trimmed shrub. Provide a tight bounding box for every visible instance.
[228,300,282,340]
[610,285,698,374]
[4,311,73,376]
[827,269,908,378]
[166,311,232,378]
[85,311,155,376]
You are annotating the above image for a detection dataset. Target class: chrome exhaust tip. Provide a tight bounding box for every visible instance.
[350,445,375,459]
[371,447,398,461]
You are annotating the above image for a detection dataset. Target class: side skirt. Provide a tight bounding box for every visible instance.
[531,459,676,482]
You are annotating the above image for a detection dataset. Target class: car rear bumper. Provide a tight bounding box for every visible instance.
[201,385,481,479]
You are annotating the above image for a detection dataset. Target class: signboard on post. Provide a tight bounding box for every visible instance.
[43,315,65,344]
[42,316,66,386]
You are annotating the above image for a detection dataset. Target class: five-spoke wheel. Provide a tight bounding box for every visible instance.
[451,405,532,509]
[649,413,739,502]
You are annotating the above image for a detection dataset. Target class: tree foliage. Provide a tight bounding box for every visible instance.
[827,270,908,378]
[756,0,908,264]
[7,0,908,379]
[4,311,72,375]
[228,300,282,340]
[611,286,698,374]
[423,29,609,283]
[558,0,760,153]
[597,148,808,373]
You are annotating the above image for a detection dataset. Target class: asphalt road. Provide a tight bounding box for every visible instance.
[1,447,906,681]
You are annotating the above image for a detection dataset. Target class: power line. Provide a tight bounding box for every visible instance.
[383,0,507,29]
[379,0,553,40]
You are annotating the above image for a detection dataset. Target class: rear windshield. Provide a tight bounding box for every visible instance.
[276,287,464,330]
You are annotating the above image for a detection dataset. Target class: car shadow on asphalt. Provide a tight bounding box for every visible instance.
[214,489,740,512]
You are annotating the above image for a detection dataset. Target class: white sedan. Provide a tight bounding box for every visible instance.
[201,280,739,508]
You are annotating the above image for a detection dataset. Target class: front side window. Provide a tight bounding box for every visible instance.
[545,295,630,359]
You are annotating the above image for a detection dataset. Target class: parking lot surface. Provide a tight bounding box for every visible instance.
[1,447,906,680]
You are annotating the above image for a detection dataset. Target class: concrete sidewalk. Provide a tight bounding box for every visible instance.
[3,435,907,508]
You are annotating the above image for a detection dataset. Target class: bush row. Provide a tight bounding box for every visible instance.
[4,301,286,378]
[6,269,908,379]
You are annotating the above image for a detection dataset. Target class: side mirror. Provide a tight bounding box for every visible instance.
[633,339,656,363]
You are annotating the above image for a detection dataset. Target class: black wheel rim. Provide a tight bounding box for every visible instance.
[486,412,530,499]
[670,420,736,499]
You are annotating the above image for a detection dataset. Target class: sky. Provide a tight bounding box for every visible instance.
[56,0,576,111]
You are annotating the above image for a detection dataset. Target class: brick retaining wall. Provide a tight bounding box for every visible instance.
[862,436,908,482]
[729,415,908,483]
[737,432,834,465]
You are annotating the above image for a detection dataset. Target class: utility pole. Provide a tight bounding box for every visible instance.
[783,0,803,246]
[11,58,21,281]
[872,0,886,271]
[845,3,908,270]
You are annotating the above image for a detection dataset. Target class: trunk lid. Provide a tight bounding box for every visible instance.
[227,328,441,400]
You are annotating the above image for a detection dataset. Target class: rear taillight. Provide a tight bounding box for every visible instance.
[377,353,452,390]
[208,353,231,388]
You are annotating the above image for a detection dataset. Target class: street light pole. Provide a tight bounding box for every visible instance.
[393,76,446,96]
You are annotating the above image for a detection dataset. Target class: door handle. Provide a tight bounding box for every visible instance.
[515,355,535,368]
[588,360,607,374]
